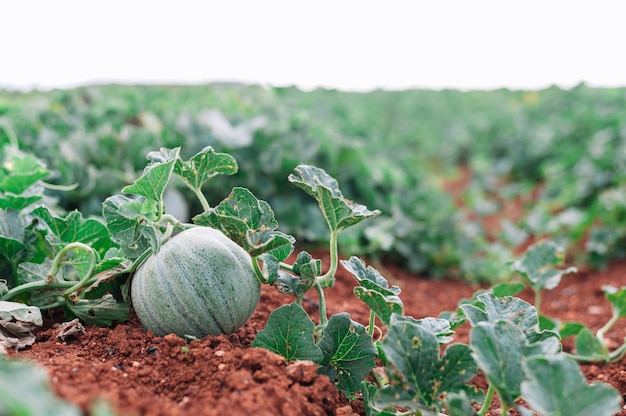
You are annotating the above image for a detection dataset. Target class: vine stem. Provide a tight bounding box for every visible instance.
[320,229,339,285]
[534,288,542,316]
[368,310,376,337]
[192,186,211,212]
[252,257,267,284]
[3,242,98,303]
[596,311,620,357]
[314,280,328,328]
[1,280,76,302]
[608,342,626,363]
[477,384,495,416]
[58,243,97,296]
[596,311,619,348]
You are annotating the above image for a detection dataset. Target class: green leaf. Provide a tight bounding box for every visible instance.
[194,187,295,258]
[271,252,320,298]
[0,209,48,286]
[173,146,238,190]
[602,285,626,318]
[524,332,561,357]
[317,313,377,394]
[461,293,539,336]
[558,321,585,339]
[102,195,160,259]
[292,251,322,279]
[122,147,179,205]
[0,234,25,272]
[446,390,479,416]
[510,240,577,292]
[341,256,403,326]
[56,246,94,282]
[538,313,557,332]
[574,326,607,362]
[521,354,622,416]
[32,206,112,252]
[252,303,323,362]
[288,165,380,232]
[492,281,526,298]
[470,320,526,406]
[0,355,82,416]
[414,316,455,344]
[0,191,43,211]
[376,314,477,412]
[0,148,50,194]
[361,381,396,416]
[392,315,455,345]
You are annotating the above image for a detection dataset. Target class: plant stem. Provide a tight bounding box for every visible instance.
[192,186,211,212]
[0,242,98,303]
[251,258,267,284]
[62,246,97,296]
[320,229,339,286]
[534,288,542,315]
[477,384,495,416]
[314,280,328,327]
[596,311,620,353]
[279,262,294,272]
[1,280,76,302]
[368,310,376,337]
[608,342,626,363]
[48,242,96,284]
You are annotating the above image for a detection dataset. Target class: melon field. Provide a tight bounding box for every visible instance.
[1,83,626,415]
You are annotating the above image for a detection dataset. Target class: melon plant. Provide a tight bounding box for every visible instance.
[130,226,261,338]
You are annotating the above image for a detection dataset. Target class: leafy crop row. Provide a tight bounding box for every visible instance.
[3,84,626,281]
[1,138,624,415]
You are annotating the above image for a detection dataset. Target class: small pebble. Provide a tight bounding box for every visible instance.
[214,350,225,357]
[587,305,604,315]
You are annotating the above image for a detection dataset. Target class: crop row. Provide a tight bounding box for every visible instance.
[1,83,626,281]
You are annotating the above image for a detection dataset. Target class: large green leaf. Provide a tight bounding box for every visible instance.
[470,320,526,406]
[194,187,295,258]
[252,302,323,362]
[510,240,577,292]
[376,314,477,412]
[288,165,380,232]
[173,146,238,190]
[521,355,622,416]
[317,313,377,394]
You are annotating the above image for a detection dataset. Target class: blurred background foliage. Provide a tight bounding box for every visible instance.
[2,83,626,282]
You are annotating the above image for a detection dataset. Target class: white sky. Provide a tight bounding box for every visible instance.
[2,0,626,91]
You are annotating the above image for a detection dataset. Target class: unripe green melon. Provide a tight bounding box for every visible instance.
[131,226,261,338]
